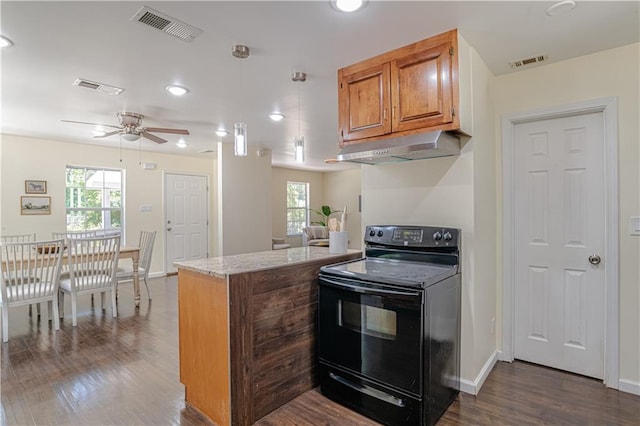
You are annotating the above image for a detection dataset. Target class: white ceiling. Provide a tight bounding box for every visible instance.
[2,1,638,171]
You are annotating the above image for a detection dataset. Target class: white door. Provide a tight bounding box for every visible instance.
[165,173,209,273]
[513,112,605,379]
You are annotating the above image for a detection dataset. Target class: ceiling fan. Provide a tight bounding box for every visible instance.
[62,111,189,144]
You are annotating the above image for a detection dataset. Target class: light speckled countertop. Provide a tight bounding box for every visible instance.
[173,246,362,279]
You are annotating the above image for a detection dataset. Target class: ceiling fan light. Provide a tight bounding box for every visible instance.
[121,133,140,142]
[165,84,189,96]
[176,139,188,148]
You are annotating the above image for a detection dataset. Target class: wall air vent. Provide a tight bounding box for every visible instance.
[72,78,124,95]
[509,55,548,69]
[132,6,203,42]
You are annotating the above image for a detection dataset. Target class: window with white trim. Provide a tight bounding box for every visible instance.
[65,166,123,236]
[286,181,308,236]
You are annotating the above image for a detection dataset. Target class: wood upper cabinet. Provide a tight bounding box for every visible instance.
[338,63,391,141]
[338,29,462,145]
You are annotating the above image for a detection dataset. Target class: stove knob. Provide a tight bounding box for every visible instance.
[377,230,384,237]
[369,230,376,237]
[444,232,453,242]
[433,231,442,241]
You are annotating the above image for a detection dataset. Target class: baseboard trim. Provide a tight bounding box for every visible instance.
[460,350,498,395]
[149,272,167,279]
[618,379,640,395]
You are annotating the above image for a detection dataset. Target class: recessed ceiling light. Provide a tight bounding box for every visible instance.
[215,129,229,137]
[268,112,285,122]
[165,84,189,96]
[545,0,576,16]
[0,35,13,48]
[176,139,188,148]
[331,0,367,13]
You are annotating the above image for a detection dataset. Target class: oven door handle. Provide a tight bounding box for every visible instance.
[320,277,422,298]
[329,372,406,407]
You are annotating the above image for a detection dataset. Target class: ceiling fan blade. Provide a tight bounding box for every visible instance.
[141,132,167,144]
[61,120,121,129]
[93,130,121,138]
[143,127,189,135]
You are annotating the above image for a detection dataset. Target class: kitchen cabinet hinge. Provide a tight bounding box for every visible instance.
[451,106,456,117]
[449,47,454,56]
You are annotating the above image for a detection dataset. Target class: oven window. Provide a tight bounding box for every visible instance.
[338,300,397,340]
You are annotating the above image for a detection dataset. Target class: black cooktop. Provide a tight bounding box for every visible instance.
[320,257,458,288]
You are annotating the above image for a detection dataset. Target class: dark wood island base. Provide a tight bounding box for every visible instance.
[175,248,362,425]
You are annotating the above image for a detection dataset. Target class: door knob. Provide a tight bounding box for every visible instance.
[588,255,601,265]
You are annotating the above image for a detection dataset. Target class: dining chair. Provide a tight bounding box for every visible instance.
[52,230,98,240]
[58,236,120,326]
[116,231,156,300]
[0,239,65,342]
[0,233,37,243]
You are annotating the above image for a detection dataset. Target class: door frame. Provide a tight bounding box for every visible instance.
[501,97,619,388]
[162,171,210,273]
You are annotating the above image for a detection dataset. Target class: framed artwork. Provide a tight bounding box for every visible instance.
[25,180,47,194]
[21,196,51,215]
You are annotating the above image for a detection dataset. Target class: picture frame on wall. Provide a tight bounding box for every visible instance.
[21,196,51,215]
[25,180,47,194]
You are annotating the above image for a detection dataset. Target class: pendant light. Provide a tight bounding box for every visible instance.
[232,45,250,156]
[292,71,306,163]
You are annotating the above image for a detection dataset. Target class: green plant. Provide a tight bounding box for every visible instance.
[309,205,341,227]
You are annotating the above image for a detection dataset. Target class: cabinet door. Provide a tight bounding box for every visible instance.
[391,42,453,132]
[338,63,391,142]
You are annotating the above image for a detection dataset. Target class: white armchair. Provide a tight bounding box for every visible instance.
[302,226,330,246]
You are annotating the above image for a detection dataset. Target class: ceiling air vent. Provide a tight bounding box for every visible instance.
[132,6,203,42]
[199,149,215,154]
[509,55,548,69]
[72,78,124,95]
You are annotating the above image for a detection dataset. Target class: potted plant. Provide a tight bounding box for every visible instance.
[309,205,341,227]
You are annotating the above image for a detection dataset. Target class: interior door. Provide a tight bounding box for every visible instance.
[165,173,209,273]
[513,112,605,379]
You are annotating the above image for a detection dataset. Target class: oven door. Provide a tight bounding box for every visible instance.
[319,274,423,395]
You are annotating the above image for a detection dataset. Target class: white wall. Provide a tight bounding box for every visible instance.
[361,37,496,387]
[493,43,640,387]
[217,142,272,255]
[323,168,362,249]
[0,135,215,275]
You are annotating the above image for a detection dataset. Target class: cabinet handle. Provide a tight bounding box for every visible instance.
[383,108,387,120]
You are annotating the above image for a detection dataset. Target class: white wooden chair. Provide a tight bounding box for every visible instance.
[0,239,65,342]
[116,231,156,300]
[59,236,120,326]
[52,230,97,240]
[0,233,37,243]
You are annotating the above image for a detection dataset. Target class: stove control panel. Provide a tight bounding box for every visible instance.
[365,225,460,248]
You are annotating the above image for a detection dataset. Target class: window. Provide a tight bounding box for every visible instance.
[287,181,308,236]
[65,166,123,236]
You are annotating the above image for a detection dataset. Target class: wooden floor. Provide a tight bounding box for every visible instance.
[1,276,638,425]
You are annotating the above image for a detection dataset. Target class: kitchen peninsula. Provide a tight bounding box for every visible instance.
[174,246,362,425]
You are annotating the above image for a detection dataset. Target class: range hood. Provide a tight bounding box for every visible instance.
[337,130,462,165]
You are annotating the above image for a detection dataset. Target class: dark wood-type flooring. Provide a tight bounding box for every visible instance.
[2,276,638,425]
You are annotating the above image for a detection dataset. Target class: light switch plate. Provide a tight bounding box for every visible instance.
[140,204,153,213]
[629,216,640,236]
